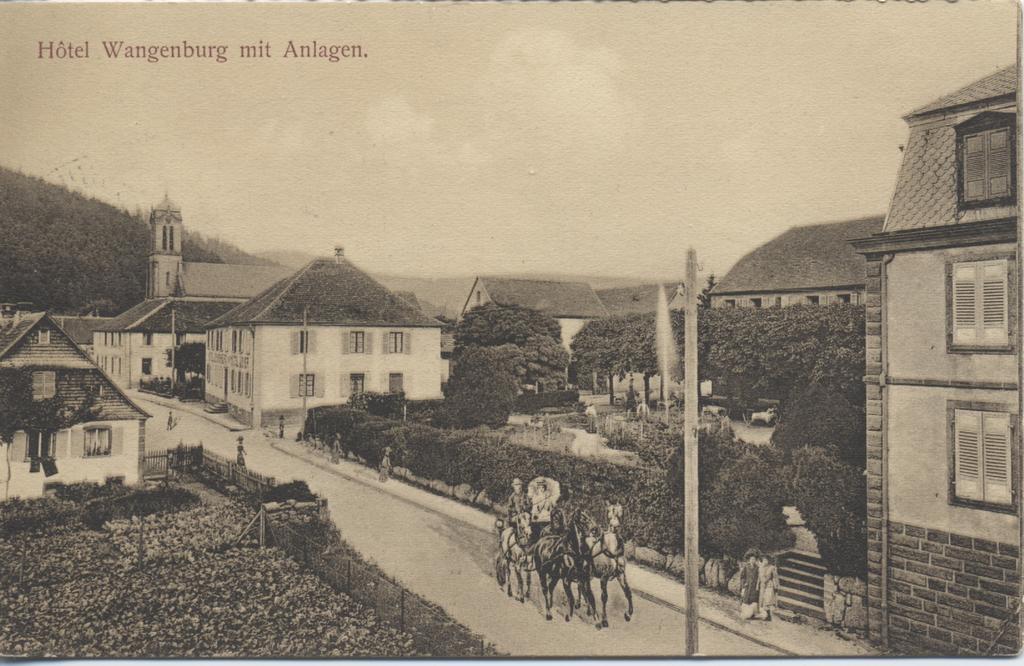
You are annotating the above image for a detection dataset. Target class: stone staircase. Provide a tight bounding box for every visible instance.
[777,550,826,621]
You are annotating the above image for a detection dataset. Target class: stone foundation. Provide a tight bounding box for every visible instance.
[884,520,1020,655]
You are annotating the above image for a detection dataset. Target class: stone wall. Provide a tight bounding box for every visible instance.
[823,575,867,632]
[863,257,885,641]
[885,520,1019,655]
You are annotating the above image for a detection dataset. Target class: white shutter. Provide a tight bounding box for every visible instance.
[955,409,983,501]
[314,373,325,398]
[365,332,373,354]
[982,412,1012,504]
[290,331,300,355]
[289,375,300,398]
[342,331,351,354]
[382,332,390,354]
[308,330,317,354]
[31,372,44,400]
[404,331,412,355]
[981,262,1008,344]
[952,264,978,344]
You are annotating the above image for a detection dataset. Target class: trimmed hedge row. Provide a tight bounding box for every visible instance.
[512,390,581,414]
[305,406,792,558]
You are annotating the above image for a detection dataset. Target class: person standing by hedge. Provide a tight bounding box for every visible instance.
[378,446,392,483]
[625,380,638,416]
[236,437,247,469]
[757,553,778,621]
[738,549,761,620]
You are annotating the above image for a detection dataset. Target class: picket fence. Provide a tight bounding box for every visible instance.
[143,444,276,497]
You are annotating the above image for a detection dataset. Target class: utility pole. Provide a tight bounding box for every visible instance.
[301,306,308,423]
[169,300,176,395]
[684,247,700,656]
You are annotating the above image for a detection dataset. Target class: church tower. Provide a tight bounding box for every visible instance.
[147,195,184,298]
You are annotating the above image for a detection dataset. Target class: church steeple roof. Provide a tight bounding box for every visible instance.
[153,193,180,213]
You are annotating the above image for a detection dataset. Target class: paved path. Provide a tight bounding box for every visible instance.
[139,396,872,657]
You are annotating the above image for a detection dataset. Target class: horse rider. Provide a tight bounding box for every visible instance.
[505,478,531,525]
[530,479,556,542]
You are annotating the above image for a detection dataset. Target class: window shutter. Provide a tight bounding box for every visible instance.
[290,331,300,355]
[314,374,325,398]
[405,331,412,355]
[952,264,978,344]
[290,374,300,398]
[382,332,390,354]
[71,428,85,458]
[981,262,1008,344]
[45,372,56,398]
[954,409,983,500]
[11,432,26,462]
[964,133,987,200]
[111,427,124,456]
[342,331,351,355]
[982,412,1012,504]
[31,372,44,400]
[308,330,317,354]
[988,129,1010,196]
[55,430,70,459]
[365,332,373,354]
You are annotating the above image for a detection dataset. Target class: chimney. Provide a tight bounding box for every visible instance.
[0,302,33,325]
[334,246,345,263]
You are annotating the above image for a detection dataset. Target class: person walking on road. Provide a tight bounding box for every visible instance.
[278,415,285,439]
[758,553,779,621]
[378,446,392,482]
[738,549,761,620]
[167,410,176,431]
[236,436,247,469]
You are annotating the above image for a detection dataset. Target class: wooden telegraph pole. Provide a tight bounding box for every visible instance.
[684,247,700,655]
[169,300,176,395]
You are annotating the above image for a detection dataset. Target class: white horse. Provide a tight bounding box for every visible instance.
[496,512,533,602]
[747,406,778,426]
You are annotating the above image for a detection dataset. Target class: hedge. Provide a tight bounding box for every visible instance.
[306,405,792,558]
[81,487,201,530]
[512,390,581,414]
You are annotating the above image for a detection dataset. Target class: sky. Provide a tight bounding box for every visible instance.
[0,2,1017,281]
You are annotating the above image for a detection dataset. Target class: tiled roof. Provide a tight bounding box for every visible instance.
[134,300,238,333]
[908,65,1016,118]
[596,283,683,316]
[52,316,112,345]
[97,299,167,332]
[476,277,609,319]
[180,262,291,300]
[0,312,46,358]
[208,259,442,328]
[712,216,885,295]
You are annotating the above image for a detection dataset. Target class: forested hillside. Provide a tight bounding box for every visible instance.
[0,168,270,315]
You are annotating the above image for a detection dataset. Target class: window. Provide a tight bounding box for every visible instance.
[389,373,404,394]
[232,330,237,353]
[350,331,365,354]
[231,369,236,393]
[142,332,153,346]
[141,358,152,375]
[31,371,56,400]
[26,431,56,460]
[35,330,50,344]
[960,124,1013,205]
[750,298,762,309]
[169,225,175,250]
[948,258,1012,351]
[775,296,783,308]
[836,293,851,304]
[950,404,1015,511]
[476,290,482,305]
[350,373,366,395]
[162,225,168,251]
[298,330,311,354]
[299,373,316,397]
[806,295,820,305]
[724,299,736,308]
[84,428,112,457]
[388,332,404,354]
[165,272,170,287]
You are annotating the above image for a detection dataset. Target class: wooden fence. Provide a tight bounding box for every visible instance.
[143,444,275,498]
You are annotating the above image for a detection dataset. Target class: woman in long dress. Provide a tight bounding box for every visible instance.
[758,553,779,620]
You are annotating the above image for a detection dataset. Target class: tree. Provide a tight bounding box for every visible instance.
[0,367,101,499]
[571,313,662,403]
[164,342,205,383]
[441,346,519,428]
[454,303,568,389]
[698,274,717,309]
[771,383,865,469]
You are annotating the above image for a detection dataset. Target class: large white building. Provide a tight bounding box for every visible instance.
[205,250,445,426]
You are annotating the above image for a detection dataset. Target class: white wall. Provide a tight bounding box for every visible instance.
[93,331,204,388]
[710,289,864,308]
[3,419,142,500]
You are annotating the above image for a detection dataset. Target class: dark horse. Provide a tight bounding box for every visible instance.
[562,508,598,619]
[527,509,577,621]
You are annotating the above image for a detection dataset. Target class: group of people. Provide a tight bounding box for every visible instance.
[738,548,779,621]
[505,477,557,541]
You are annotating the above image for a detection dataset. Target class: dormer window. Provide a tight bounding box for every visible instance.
[957,112,1015,208]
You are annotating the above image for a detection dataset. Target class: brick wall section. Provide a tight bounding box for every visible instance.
[863,258,885,641]
[886,520,1020,655]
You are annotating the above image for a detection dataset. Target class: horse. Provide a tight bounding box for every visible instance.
[562,508,598,619]
[528,529,577,622]
[495,512,533,602]
[578,512,634,628]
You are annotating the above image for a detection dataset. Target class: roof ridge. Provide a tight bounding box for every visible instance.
[249,259,326,322]
[907,64,1017,118]
[125,299,169,330]
[0,312,45,359]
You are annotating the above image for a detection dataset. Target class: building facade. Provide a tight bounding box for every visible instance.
[206,253,445,426]
[711,216,884,309]
[0,309,150,499]
[853,65,1019,655]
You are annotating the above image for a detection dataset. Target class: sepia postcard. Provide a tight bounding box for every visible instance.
[0,1,1021,660]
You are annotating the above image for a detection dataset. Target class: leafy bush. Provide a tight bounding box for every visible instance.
[82,487,201,530]
[440,346,518,429]
[513,390,580,414]
[789,447,867,578]
[0,497,82,536]
[50,479,128,504]
[405,399,444,423]
[349,391,407,419]
[264,480,317,503]
[771,383,866,469]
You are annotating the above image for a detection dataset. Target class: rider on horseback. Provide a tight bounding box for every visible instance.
[505,478,531,525]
